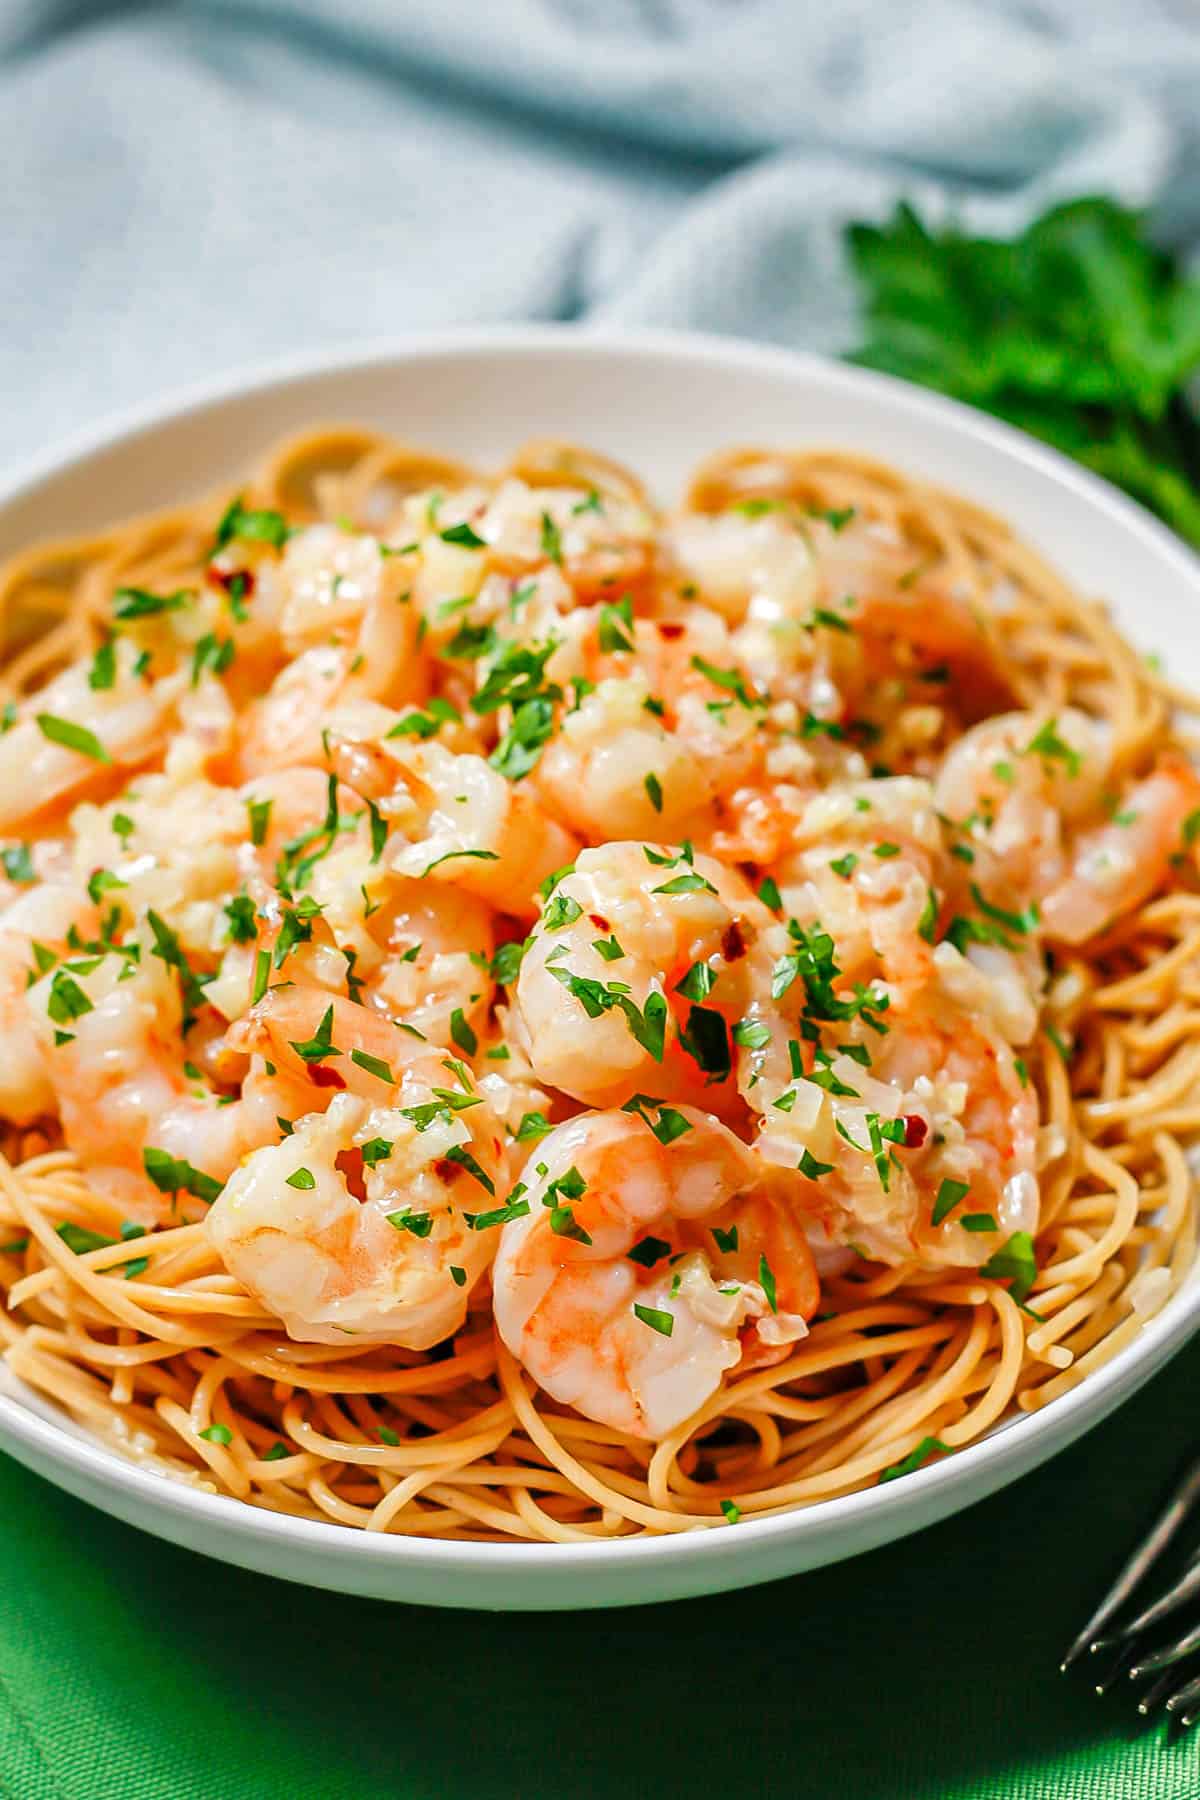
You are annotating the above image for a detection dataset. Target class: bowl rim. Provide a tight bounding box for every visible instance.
[2,320,1198,1577]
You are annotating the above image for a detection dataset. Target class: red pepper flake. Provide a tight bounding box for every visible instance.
[206,565,255,597]
[656,621,685,640]
[588,913,611,931]
[310,1065,346,1090]
[903,1114,928,1148]
[721,920,747,963]
[435,1158,461,1183]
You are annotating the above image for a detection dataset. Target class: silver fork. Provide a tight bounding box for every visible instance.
[1062,1453,1200,1725]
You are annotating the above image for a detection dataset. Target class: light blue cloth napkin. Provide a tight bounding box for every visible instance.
[2,0,1198,474]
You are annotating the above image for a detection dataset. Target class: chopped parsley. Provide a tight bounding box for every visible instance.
[621,1094,693,1145]
[540,512,563,564]
[2,844,35,885]
[633,1302,674,1337]
[597,595,634,654]
[439,521,486,548]
[1026,717,1082,777]
[387,697,462,740]
[932,1179,970,1226]
[628,1235,672,1268]
[979,1231,1038,1304]
[213,496,290,552]
[35,713,110,763]
[142,1147,222,1204]
[112,586,189,620]
[350,1048,395,1085]
[879,1437,950,1483]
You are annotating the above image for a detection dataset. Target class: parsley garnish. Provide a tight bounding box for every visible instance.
[540,512,563,564]
[633,1302,673,1337]
[35,713,110,763]
[350,1048,394,1085]
[628,1235,672,1268]
[113,586,189,620]
[879,1437,950,1483]
[439,521,486,548]
[597,595,634,654]
[142,1147,222,1204]
[979,1230,1038,1303]
[289,1003,340,1063]
[932,1179,970,1226]
[621,1094,693,1145]
[2,844,35,885]
[213,496,290,552]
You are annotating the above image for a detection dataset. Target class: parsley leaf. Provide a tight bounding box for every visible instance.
[847,197,1200,546]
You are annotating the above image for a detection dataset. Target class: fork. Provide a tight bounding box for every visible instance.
[1062,1452,1200,1725]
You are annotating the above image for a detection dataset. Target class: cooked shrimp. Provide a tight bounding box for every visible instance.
[25,946,309,1218]
[662,507,818,628]
[935,712,1200,942]
[754,991,1038,1270]
[934,707,1109,896]
[0,638,181,831]
[208,1063,509,1347]
[328,723,578,918]
[492,1105,818,1438]
[464,476,656,603]
[1041,758,1200,943]
[0,883,94,1125]
[357,877,495,1047]
[514,841,788,1115]
[663,510,1015,723]
[773,776,945,991]
[805,519,1017,723]
[534,672,719,843]
[234,526,427,777]
[535,610,770,847]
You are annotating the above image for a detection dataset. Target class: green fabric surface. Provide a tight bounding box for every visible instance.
[3,1342,1200,1799]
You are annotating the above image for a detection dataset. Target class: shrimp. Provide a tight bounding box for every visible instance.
[773,776,946,992]
[25,945,310,1219]
[1041,758,1200,943]
[935,711,1200,942]
[662,507,818,629]
[0,883,95,1125]
[234,525,427,777]
[492,1105,818,1439]
[457,476,656,603]
[0,638,181,831]
[514,841,788,1116]
[208,1058,509,1348]
[754,990,1038,1271]
[327,720,577,919]
[356,877,495,1047]
[663,510,1015,723]
[804,519,1017,723]
[535,610,779,853]
[934,708,1109,898]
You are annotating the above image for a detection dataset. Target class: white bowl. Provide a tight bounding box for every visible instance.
[1,326,1198,1611]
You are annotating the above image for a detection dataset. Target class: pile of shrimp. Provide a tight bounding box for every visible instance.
[0,433,1197,1535]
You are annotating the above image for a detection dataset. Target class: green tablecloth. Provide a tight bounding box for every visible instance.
[3,1340,1200,1800]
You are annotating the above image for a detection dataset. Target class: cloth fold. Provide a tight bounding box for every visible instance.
[2,0,1199,471]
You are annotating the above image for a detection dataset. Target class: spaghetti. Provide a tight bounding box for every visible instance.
[0,429,1195,1542]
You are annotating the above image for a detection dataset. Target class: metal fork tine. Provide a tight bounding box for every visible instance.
[1128,1618,1200,1681]
[1092,1639,1138,1694]
[1102,1554,1200,1644]
[1167,1673,1200,1728]
[1136,1669,1182,1717]
[1061,1452,1200,1671]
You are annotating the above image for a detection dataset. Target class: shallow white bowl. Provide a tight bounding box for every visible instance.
[1,326,1198,1610]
